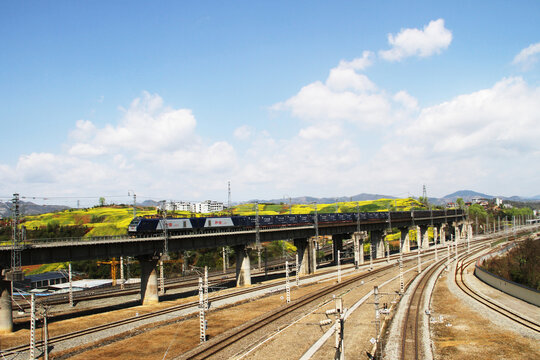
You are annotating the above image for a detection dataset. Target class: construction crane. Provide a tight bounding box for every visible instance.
[97,257,120,286]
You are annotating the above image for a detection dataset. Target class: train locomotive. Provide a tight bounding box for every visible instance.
[127,209,463,237]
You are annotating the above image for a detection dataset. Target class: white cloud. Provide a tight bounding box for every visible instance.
[512,42,540,69]
[234,125,253,140]
[379,19,452,61]
[94,92,198,154]
[335,51,374,71]
[68,143,106,157]
[401,77,540,155]
[298,123,342,139]
[275,80,392,124]
[393,90,418,111]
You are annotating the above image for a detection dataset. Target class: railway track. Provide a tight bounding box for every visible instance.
[398,239,493,360]
[399,257,446,360]
[179,264,396,360]
[454,248,540,333]
[10,246,418,312]
[0,237,502,358]
[1,257,398,358]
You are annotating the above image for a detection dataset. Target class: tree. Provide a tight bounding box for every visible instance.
[99,197,106,207]
[456,197,465,209]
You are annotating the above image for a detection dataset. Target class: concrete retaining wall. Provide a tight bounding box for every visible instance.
[475,249,540,306]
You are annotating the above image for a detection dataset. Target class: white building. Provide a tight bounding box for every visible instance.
[159,200,224,213]
[191,200,224,213]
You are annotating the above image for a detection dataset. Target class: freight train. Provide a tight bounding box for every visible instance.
[127,209,463,237]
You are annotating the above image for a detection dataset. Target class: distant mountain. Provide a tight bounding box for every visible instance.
[249,193,396,205]
[440,190,540,203]
[140,200,160,207]
[0,200,70,218]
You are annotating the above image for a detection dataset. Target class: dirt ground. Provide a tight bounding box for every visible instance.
[58,273,353,359]
[430,270,540,360]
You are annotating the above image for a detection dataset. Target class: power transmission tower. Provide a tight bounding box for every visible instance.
[8,194,24,283]
[228,181,231,212]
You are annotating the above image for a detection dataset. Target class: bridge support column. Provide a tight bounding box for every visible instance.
[420,226,429,249]
[352,232,366,268]
[294,238,309,275]
[461,223,467,240]
[439,225,446,245]
[399,228,410,254]
[454,223,461,243]
[0,278,12,334]
[234,245,251,287]
[371,230,385,259]
[416,226,427,249]
[332,234,345,265]
[138,255,159,305]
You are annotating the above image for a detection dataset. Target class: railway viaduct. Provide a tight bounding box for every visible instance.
[0,211,466,333]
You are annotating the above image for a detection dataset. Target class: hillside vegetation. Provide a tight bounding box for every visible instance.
[15,198,424,238]
[481,238,540,290]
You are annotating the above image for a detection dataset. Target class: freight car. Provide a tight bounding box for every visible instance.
[127,209,463,237]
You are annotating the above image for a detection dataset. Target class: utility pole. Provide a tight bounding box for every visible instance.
[373,286,380,351]
[334,297,344,360]
[129,191,136,218]
[198,277,206,343]
[337,250,342,283]
[313,202,319,273]
[228,181,231,213]
[369,231,373,271]
[120,256,125,290]
[387,209,392,263]
[9,193,24,296]
[159,260,165,295]
[162,204,170,261]
[454,234,458,259]
[417,247,422,273]
[41,305,49,360]
[399,254,404,294]
[204,266,209,311]
[68,262,73,307]
[222,247,227,274]
[295,253,299,286]
[30,294,36,359]
[285,261,291,303]
[255,202,262,270]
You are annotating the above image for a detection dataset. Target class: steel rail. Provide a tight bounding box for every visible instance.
[454,248,540,333]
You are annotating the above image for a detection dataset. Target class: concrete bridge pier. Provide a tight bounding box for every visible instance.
[421,226,430,249]
[371,230,385,259]
[332,234,345,265]
[294,238,310,275]
[234,245,251,286]
[399,228,410,253]
[415,226,427,249]
[138,255,159,305]
[453,223,461,243]
[352,231,366,267]
[439,225,446,245]
[0,277,12,334]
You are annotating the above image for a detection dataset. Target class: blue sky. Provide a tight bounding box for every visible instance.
[1,1,540,206]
